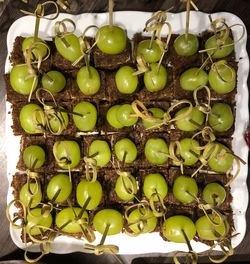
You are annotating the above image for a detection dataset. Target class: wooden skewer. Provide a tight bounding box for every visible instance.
[109,0,114,30]
[185,0,191,42]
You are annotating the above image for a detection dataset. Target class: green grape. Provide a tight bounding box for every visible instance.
[26,208,53,236]
[115,66,138,94]
[55,33,82,62]
[208,61,236,94]
[144,63,167,92]
[106,105,124,129]
[96,25,127,55]
[19,182,42,208]
[73,101,97,131]
[88,140,111,167]
[46,173,72,203]
[93,209,123,235]
[178,138,200,166]
[22,37,47,59]
[136,39,162,63]
[205,35,234,59]
[207,143,234,173]
[173,175,198,204]
[23,145,45,169]
[47,107,69,133]
[114,138,137,163]
[116,104,138,127]
[196,214,228,240]
[143,173,168,201]
[208,103,234,132]
[127,207,157,234]
[202,182,226,206]
[76,179,103,210]
[10,65,38,95]
[42,71,66,93]
[19,103,45,134]
[162,215,196,243]
[174,34,199,56]
[53,140,81,169]
[77,66,101,95]
[55,207,88,233]
[142,107,164,129]
[175,106,205,131]
[115,174,137,201]
[144,138,168,165]
[180,68,208,91]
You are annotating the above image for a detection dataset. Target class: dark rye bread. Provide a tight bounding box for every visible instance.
[103,168,141,205]
[4,73,74,104]
[11,172,45,210]
[16,136,51,172]
[9,36,52,72]
[45,135,84,172]
[11,101,77,137]
[43,172,79,207]
[93,38,133,70]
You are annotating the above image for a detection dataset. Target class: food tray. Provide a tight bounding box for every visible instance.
[5,11,249,254]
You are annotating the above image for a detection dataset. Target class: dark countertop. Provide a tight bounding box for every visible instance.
[0,0,249,263]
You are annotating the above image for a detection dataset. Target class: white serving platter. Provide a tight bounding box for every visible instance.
[5,11,249,254]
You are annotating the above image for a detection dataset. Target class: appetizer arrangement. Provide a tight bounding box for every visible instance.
[5,0,248,263]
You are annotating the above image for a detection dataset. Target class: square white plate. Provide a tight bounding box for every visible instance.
[5,11,249,254]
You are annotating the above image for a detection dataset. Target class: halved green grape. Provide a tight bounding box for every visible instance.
[93,209,123,235]
[180,68,208,91]
[96,25,127,55]
[77,66,101,95]
[46,173,72,203]
[20,183,42,208]
[55,33,82,62]
[196,214,228,241]
[73,101,97,131]
[162,215,196,243]
[202,182,226,206]
[114,138,137,164]
[175,106,205,131]
[88,140,111,167]
[144,138,168,165]
[115,66,138,94]
[144,63,167,92]
[136,39,162,63]
[55,207,88,233]
[23,145,45,169]
[178,138,200,166]
[42,71,66,93]
[19,103,44,134]
[174,34,199,56]
[76,179,103,210]
[127,207,157,234]
[143,173,168,201]
[10,65,38,95]
[26,208,53,236]
[207,143,234,173]
[142,107,164,129]
[205,35,234,59]
[208,103,234,132]
[116,104,138,127]
[53,140,81,169]
[106,105,124,129]
[173,175,198,204]
[208,61,236,94]
[22,37,47,59]
[115,174,137,201]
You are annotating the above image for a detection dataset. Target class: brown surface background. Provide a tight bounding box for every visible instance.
[0,0,249,263]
